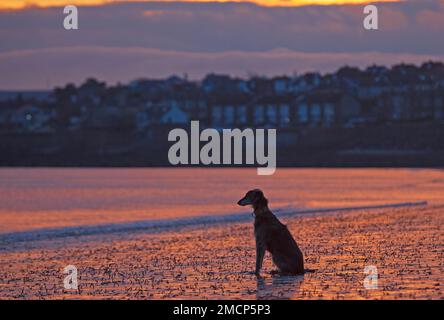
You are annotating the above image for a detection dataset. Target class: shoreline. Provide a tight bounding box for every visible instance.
[0,200,428,248]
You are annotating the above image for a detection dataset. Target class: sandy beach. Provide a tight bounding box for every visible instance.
[0,203,442,300]
[0,168,443,300]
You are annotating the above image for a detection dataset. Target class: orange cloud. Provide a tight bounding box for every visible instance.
[0,0,401,10]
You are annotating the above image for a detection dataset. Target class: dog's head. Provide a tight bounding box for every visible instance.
[237,189,268,208]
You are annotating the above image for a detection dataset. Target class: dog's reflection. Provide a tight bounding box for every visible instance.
[256,274,304,300]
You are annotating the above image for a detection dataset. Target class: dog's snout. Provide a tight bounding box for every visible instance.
[237,197,251,206]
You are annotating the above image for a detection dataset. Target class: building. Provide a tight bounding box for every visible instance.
[9,104,55,132]
[208,94,251,128]
[295,91,362,127]
[250,95,293,128]
[160,102,189,124]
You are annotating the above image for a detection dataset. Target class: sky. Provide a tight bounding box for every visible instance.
[0,1,399,10]
[1,0,444,89]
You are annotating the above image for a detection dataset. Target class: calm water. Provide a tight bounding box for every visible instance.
[0,168,443,234]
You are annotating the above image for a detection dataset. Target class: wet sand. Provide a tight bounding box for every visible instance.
[0,203,443,300]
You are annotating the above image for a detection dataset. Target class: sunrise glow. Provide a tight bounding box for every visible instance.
[0,0,400,10]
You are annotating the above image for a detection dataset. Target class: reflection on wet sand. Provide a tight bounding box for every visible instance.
[256,275,305,299]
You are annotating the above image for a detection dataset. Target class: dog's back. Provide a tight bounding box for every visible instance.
[254,211,304,275]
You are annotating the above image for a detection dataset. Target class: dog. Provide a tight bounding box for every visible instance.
[237,189,304,276]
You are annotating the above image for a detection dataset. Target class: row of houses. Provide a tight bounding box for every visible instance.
[3,87,444,133]
[161,89,444,129]
[204,93,356,128]
[3,61,444,133]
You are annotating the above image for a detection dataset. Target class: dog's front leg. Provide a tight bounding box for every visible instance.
[255,242,265,277]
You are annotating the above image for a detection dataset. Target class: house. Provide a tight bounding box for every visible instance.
[252,103,265,126]
[160,102,189,124]
[129,78,167,94]
[366,65,389,76]
[77,78,106,107]
[375,88,444,122]
[251,95,293,128]
[357,84,389,99]
[201,74,245,95]
[208,94,250,128]
[248,77,274,95]
[208,93,253,127]
[135,107,150,131]
[9,105,55,132]
[290,73,322,94]
[237,80,250,94]
[272,76,292,95]
[295,91,361,127]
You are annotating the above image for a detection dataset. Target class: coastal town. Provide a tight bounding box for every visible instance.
[1,61,444,166]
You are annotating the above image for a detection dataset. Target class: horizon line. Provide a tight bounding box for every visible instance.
[0,57,442,92]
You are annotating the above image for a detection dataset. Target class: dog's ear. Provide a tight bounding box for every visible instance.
[252,189,267,207]
[252,189,264,199]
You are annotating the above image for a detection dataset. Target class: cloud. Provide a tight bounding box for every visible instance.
[1,46,444,89]
[0,1,402,10]
[1,1,444,88]
[1,1,444,54]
